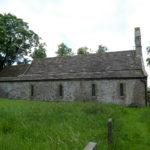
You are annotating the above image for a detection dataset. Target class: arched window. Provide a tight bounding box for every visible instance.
[59,84,63,96]
[92,84,96,96]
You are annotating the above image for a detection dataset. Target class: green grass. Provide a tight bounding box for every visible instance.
[0,98,149,150]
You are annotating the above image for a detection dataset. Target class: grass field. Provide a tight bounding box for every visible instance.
[0,98,149,150]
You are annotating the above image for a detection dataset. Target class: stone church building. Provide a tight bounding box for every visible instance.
[0,28,147,107]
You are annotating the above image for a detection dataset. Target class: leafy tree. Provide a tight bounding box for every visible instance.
[17,58,31,65]
[96,45,108,54]
[31,43,47,59]
[77,47,89,55]
[0,13,40,70]
[147,87,150,103]
[56,43,73,56]
[146,46,150,66]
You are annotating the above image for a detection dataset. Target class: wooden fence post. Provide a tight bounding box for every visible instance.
[108,118,112,144]
[83,142,97,150]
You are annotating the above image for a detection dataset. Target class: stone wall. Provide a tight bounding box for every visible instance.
[0,79,146,106]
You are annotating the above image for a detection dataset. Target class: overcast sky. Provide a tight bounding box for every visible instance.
[1,0,150,84]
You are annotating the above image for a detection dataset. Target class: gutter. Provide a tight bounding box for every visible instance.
[0,76,147,82]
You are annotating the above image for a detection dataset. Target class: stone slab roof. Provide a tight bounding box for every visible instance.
[0,50,146,81]
[0,64,29,77]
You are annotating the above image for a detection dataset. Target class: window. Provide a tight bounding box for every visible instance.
[59,84,63,96]
[120,83,124,96]
[92,84,96,96]
[31,85,34,96]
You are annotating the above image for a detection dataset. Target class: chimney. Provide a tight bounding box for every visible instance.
[135,27,142,57]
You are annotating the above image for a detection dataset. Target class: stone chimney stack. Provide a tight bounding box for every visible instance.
[135,27,142,57]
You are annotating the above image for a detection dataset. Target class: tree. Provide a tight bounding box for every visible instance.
[77,47,89,55]
[146,46,150,66]
[31,43,47,59]
[0,13,40,70]
[96,45,108,54]
[56,43,73,56]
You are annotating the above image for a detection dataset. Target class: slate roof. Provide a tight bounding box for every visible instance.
[0,50,147,81]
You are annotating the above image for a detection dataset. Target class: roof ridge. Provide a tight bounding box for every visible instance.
[34,50,135,61]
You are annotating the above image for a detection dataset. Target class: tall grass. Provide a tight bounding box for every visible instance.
[0,98,149,150]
